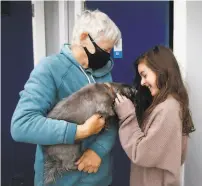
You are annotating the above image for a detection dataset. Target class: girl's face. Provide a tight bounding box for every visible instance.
[138,61,159,96]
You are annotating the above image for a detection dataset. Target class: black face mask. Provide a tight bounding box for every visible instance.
[83,34,111,70]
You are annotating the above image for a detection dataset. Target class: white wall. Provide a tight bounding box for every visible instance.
[173,1,187,185]
[44,1,59,56]
[184,2,202,186]
[32,0,84,65]
[174,2,202,186]
[32,1,46,66]
[173,0,187,79]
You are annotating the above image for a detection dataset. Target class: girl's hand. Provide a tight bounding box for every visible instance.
[115,93,128,105]
[114,93,136,121]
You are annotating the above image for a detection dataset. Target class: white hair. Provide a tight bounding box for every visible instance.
[71,9,121,46]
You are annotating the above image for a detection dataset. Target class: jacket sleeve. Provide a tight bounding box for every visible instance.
[10,60,77,145]
[88,119,118,158]
[115,99,182,171]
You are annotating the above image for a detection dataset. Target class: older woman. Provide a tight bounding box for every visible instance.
[11,10,121,186]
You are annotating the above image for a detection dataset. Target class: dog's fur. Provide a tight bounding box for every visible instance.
[43,82,137,184]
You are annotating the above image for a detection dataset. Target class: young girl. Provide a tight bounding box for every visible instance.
[114,46,195,186]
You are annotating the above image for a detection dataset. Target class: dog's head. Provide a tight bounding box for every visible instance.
[102,82,153,128]
[103,82,137,104]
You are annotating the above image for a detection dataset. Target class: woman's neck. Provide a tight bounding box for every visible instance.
[71,45,88,69]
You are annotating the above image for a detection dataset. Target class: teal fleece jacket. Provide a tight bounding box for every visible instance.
[11,44,117,186]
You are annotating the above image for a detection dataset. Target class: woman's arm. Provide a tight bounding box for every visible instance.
[11,60,104,145]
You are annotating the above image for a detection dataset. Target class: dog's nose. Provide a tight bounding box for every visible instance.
[130,87,137,95]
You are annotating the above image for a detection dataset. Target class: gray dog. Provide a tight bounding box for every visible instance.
[43,82,137,184]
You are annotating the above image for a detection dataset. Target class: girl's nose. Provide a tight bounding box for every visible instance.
[141,78,145,86]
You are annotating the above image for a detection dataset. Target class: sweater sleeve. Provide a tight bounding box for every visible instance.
[115,99,182,172]
[10,60,77,145]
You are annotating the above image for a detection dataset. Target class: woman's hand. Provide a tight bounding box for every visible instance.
[75,149,101,173]
[84,114,105,135]
[75,114,105,140]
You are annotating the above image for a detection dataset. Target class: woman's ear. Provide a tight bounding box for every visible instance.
[80,32,89,46]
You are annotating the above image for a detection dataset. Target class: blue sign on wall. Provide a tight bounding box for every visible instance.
[113,38,123,58]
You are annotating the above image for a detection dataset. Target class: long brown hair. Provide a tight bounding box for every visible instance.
[133,45,195,135]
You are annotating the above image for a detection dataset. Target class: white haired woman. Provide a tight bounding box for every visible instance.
[11,9,121,186]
